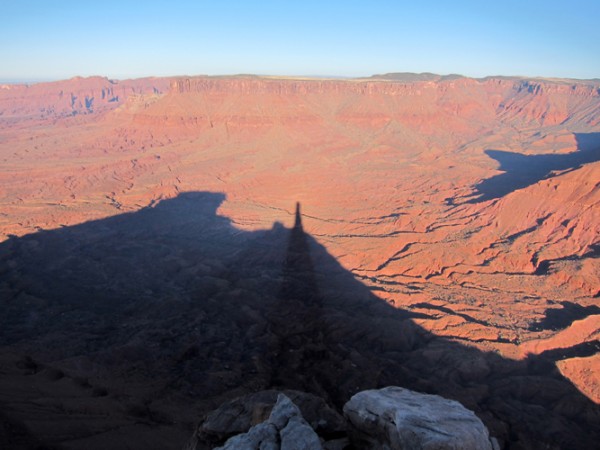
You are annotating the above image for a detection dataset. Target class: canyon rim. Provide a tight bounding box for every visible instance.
[0,73,599,449]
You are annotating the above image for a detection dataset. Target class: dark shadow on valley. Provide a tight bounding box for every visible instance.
[529,301,600,332]
[0,192,599,449]
[468,132,600,203]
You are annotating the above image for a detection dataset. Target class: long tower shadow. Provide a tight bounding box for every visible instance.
[269,203,328,396]
[0,192,598,449]
[279,202,320,309]
[270,202,429,405]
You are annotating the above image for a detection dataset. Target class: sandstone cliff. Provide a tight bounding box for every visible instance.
[0,74,599,449]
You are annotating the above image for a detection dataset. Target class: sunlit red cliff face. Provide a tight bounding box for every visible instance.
[0,75,599,447]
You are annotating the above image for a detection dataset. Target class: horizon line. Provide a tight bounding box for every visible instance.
[3,71,600,86]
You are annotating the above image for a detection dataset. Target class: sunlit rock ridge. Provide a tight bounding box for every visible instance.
[0,73,599,449]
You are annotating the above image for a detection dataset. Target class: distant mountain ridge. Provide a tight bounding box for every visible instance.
[0,69,599,449]
[2,73,598,124]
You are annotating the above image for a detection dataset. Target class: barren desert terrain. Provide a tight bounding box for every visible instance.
[0,74,599,449]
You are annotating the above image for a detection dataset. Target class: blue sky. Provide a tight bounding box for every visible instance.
[1,0,599,81]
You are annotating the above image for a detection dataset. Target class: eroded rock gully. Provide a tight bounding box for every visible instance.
[0,75,599,449]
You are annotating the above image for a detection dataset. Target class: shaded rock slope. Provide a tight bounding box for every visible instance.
[0,193,598,449]
[1,74,599,449]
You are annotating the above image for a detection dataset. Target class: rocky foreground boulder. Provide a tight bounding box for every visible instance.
[186,387,496,449]
[194,389,346,446]
[200,394,324,450]
[344,387,496,450]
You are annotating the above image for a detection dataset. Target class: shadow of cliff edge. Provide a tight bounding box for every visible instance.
[468,132,600,203]
[0,192,598,449]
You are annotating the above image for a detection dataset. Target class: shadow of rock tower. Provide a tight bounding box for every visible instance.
[269,203,330,396]
[279,202,320,307]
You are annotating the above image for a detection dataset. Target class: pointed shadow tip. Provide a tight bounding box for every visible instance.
[294,202,303,229]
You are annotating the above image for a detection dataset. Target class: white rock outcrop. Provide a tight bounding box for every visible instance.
[215,393,322,450]
[343,386,493,450]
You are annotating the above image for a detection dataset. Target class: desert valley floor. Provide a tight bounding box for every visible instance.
[0,74,599,449]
